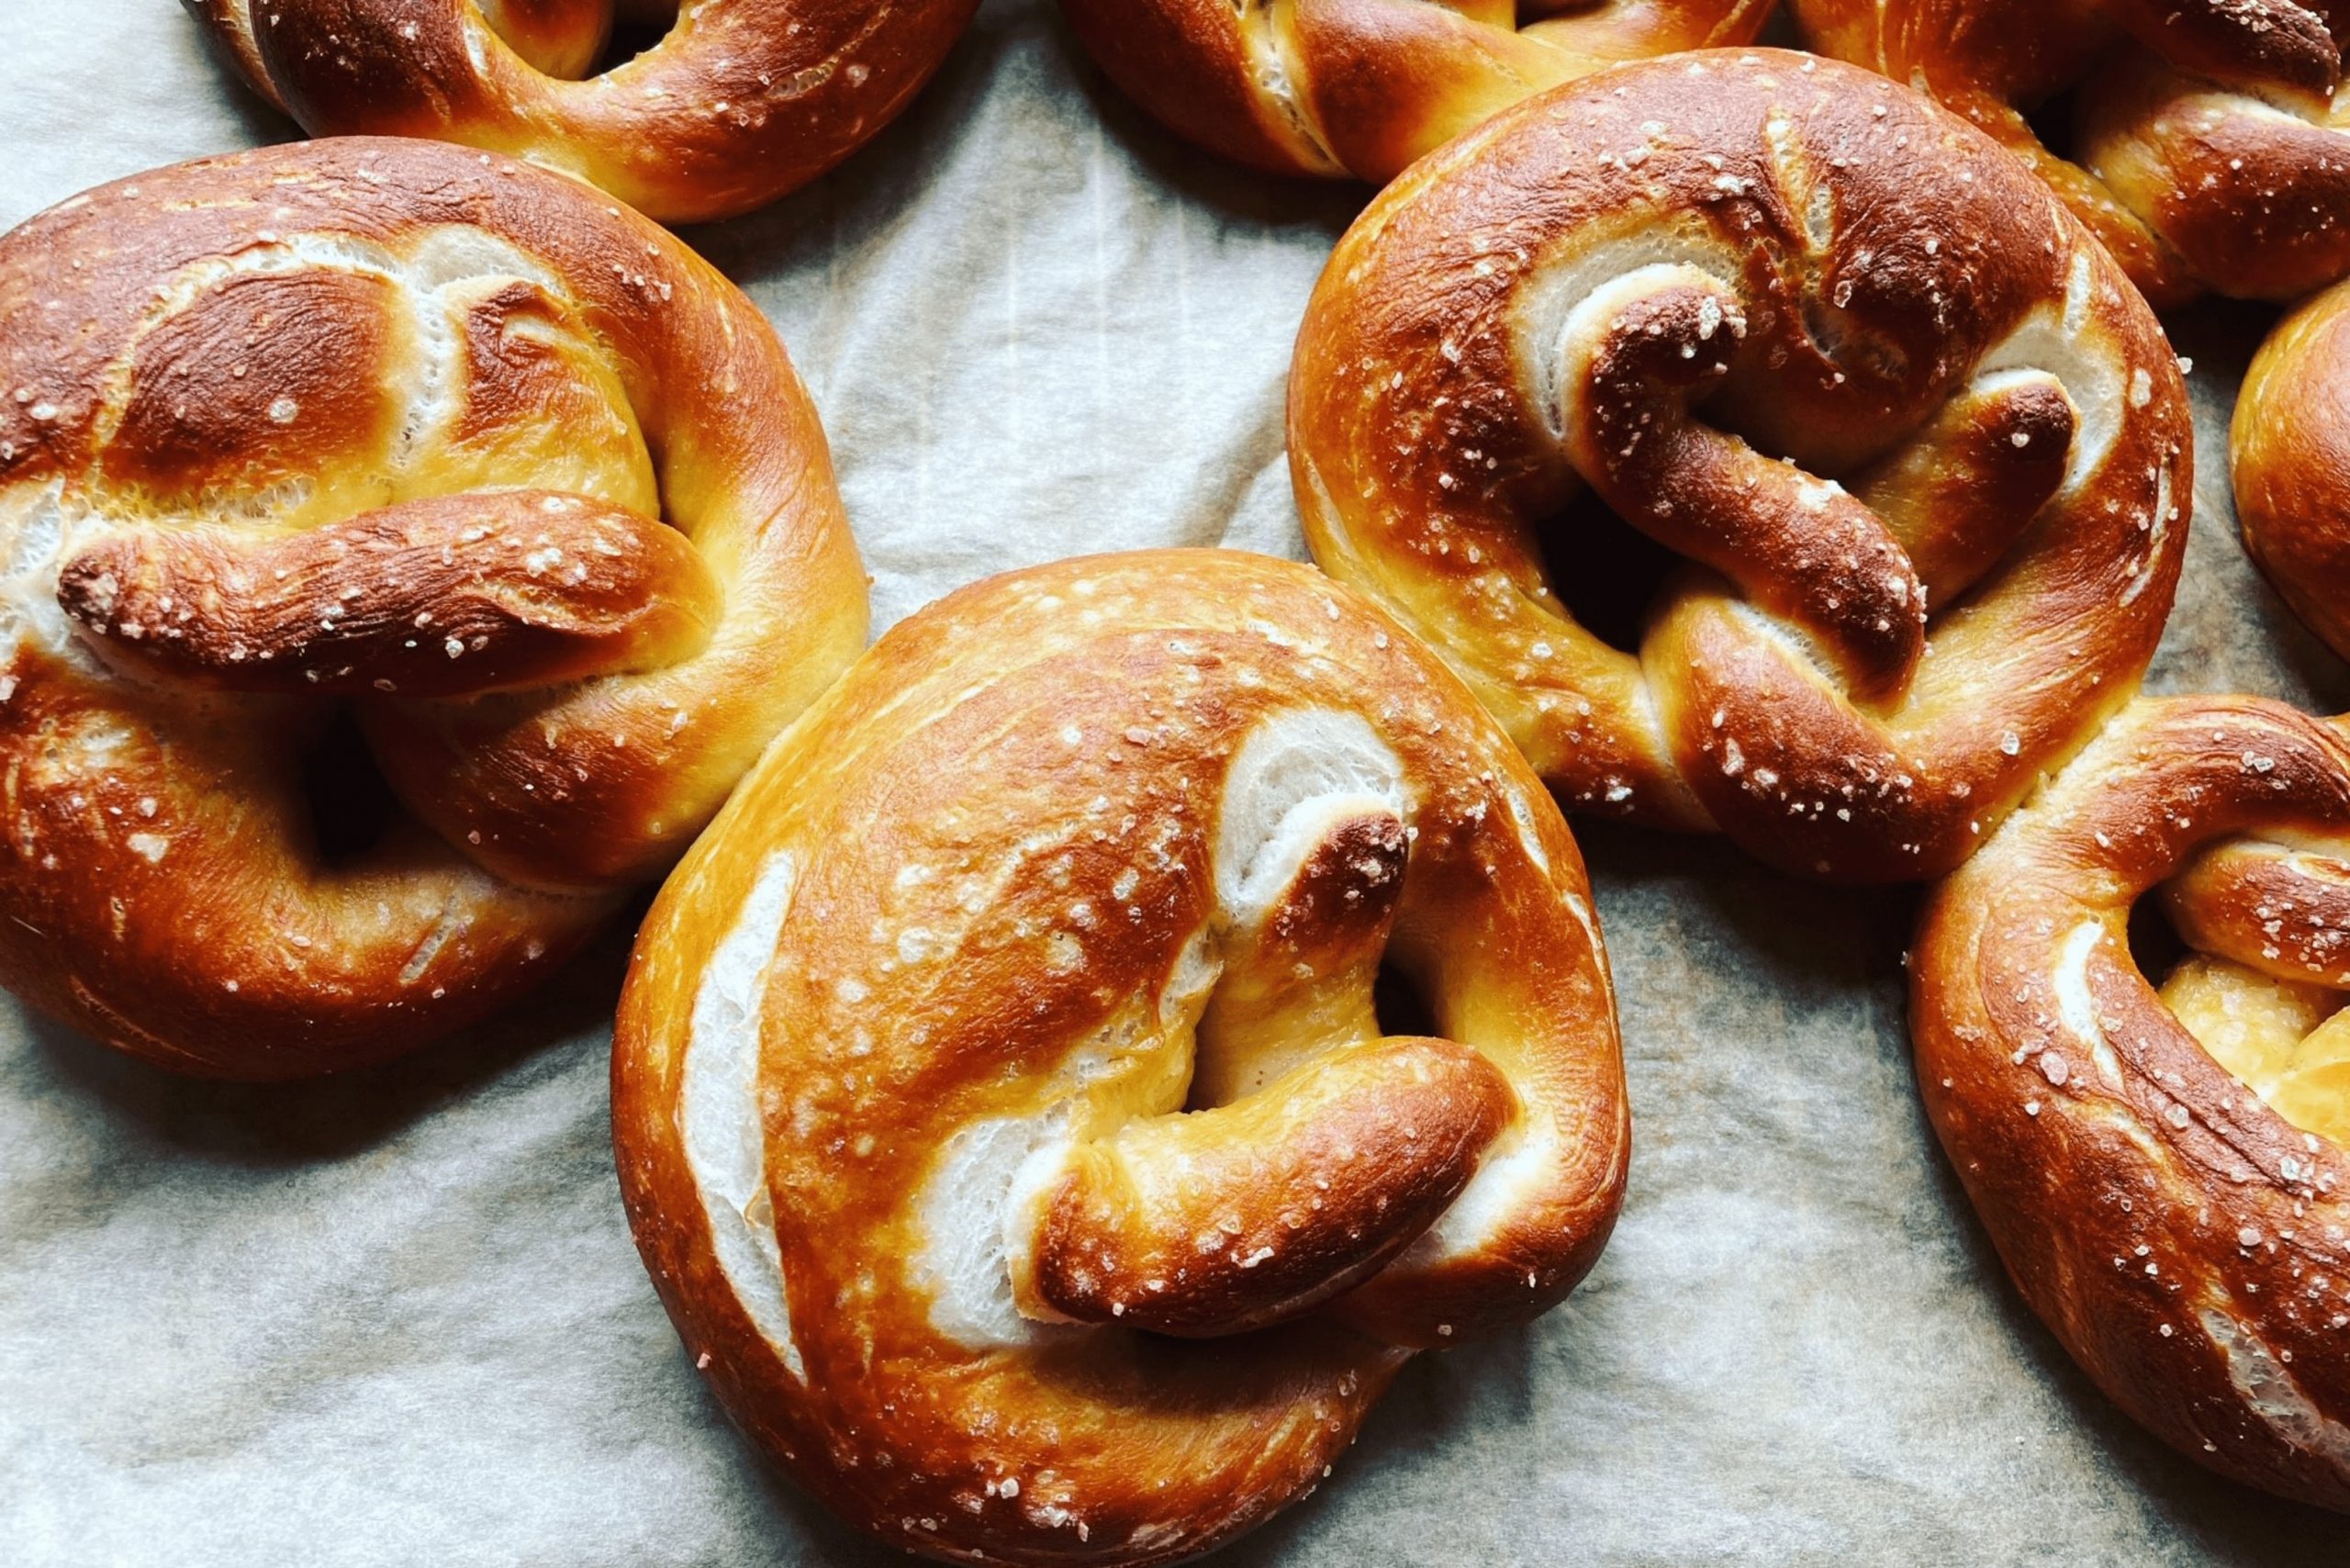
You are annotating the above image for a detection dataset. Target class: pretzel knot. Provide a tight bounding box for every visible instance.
[1058,0,1773,182]
[613,552,1627,1567]
[0,140,866,1077]
[1914,695,2350,1508]
[1794,0,2350,302]
[187,0,979,223]
[2234,277,2350,662]
[1290,50,2189,884]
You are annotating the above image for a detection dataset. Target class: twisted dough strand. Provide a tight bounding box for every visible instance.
[1794,0,2350,301]
[1915,695,2350,1508]
[614,550,1627,1566]
[0,138,866,1076]
[1058,0,1774,181]
[1290,50,2190,882]
[188,0,979,222]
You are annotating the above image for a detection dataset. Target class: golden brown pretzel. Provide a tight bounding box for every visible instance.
[2235,277,2350,659]
[1914,694,2350,1509]
[187,0,979,223]
[1291,50,2190,884]
[613,550,1627,1566]
[1057,0,1774,182]
[1792,0,2350,303]
[0,138,867,1078]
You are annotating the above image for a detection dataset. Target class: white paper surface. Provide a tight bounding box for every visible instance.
[1,5,2343,1563]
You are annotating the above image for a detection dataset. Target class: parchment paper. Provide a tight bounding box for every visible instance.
[2,6,2344,1563]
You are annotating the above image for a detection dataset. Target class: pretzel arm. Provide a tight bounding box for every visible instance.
[2106,0,2340,106]
[1851,370,2076,607]
[59,491,720,699]
[1013,1036,1513,1337]
[1556,265,1925,698]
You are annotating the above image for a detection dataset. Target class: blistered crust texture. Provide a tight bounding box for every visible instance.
[612,550,1628,1567]
[1290,50,2190,885]
[0,137,866,1076]
[188,0,979,223]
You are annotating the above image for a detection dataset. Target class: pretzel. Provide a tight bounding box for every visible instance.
[186,0,979,223]
[1792,0,2350,304]
[1057,0,1774,182]
[613,550,1627,1566]
[2235,276,2350,660]
[0,138,866,1078]
[1289,50,2190,884]
[1913,694,2350,1508]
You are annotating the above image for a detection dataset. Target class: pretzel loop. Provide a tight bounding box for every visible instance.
[188,0,981,223]
[1292,52,2188,882]
[1796,0,2350,301]
[1915,695,2350,1507]
[1556,264,1929,696]
[1057,0,1774,182]
[614,551,1628,1565]
[0,140,865,1076]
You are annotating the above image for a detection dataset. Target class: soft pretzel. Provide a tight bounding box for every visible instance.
[186,0,979,223]
[1913,694,2350,1508]
[1290,50,2190,884]
[2235,277,2350,660]
[1792,0,2350,303]
[1057,0,1774,182]
[0,138,866,1078]
[613,550,1627,1566]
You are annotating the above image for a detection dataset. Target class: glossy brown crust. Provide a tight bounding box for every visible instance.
[1291,51,2189,884]
[1057,0,1775,181]
[0,139,866,1077]
[1914,695,2350,1508]
[1031,1036,1515,1338]
[2165,837,2350,983]
[613,551,1628,1566]
[1793,0,2350,303]
[59,491,721,698]
[2235,278,2350,662]
[186,0,979,224]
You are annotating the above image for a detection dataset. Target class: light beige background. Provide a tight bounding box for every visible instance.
[0,4,2341,1563]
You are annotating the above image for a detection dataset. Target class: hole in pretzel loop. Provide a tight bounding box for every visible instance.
[1372,959,1438,1040]
[2020,84,2087,168]
[1533,484,1680,656]
[597,14,678,73]
[2127,892,2188,989]
[299,709,399,868]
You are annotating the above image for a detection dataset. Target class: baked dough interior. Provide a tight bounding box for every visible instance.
[2163,953,2350,1146]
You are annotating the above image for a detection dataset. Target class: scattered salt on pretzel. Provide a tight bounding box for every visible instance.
[613,550,1628,1565]
[1058,0,1773,182]
[1794,0,2350,302]
[0,138,866,1076]
[189,0,979,223]
[1291,50,2190,882]
[1915,694,2350,1508]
